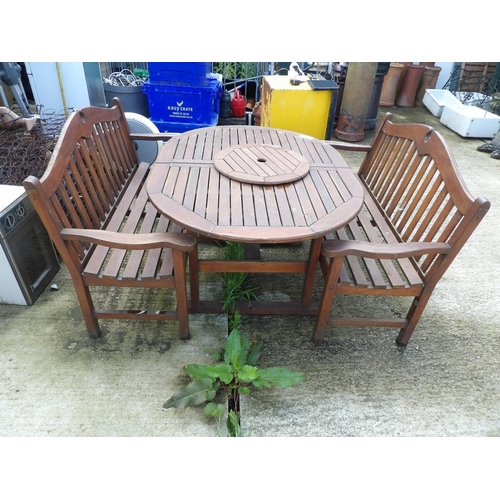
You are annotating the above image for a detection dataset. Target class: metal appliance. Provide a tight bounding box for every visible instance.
[0,185,59,305]
[0,62,32,117]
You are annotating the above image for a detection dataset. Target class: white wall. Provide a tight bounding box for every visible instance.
[434,62,456,89]
[25,62,91,114]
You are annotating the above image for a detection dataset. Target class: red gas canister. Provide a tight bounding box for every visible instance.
[231,88,246,117]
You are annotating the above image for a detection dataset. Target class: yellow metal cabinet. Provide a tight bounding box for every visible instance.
[261,75,335,140]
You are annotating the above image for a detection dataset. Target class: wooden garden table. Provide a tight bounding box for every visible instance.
[146,125,364,315]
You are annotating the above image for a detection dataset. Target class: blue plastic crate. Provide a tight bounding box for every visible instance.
[149,118,219,134]
[142,77,222,132]
[147,62,210,87]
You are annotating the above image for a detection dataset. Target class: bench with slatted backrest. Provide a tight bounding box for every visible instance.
[23,98,198,339]
[314,112,490,347]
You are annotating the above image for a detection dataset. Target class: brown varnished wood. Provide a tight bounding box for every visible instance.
[213,144,310,185]
[314,113,491,347]
[147,127,364,244]
[146,125,365,314]
[23,98,197,339]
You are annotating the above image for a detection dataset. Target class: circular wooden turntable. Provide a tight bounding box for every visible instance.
[213,144,310,185]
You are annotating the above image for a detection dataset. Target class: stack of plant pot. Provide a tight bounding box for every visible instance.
[366,62,391,129]
[415,65,442,106]
[380,62,442,108]
[332,62,390,131]
[333,62,378,142]
[333,62,390,140]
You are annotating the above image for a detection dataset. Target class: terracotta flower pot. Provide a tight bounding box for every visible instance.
[415,65,442,106]
[396,62,412,93]
[395,64,425,107]
[379,63,405,107]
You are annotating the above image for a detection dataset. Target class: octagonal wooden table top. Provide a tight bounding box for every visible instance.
[146,125,364,244]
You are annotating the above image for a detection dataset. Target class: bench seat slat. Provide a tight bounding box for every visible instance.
[363,193,423,288]
[328,190,423,290]
[121,199,164,280]
[84,161,150,277]
[84,161,176,281]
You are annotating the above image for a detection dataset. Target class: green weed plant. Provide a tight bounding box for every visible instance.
[219,241,257,315]
[163,241,305,436]
[163,327,305,436]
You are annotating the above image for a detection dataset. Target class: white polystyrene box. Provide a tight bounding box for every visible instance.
[440,104,500,138]
[422,89,462,118]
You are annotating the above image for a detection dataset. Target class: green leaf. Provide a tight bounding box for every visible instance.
[183,364,214,381]
[163,378,217,409]
[252,367,306,389]
[205,364,233,384]
[227,410,242,437]
[220,241,245,261]
[204,402,225,419]
[204,402,226,437]
[224,328,258,370]
[231,349,241,373]
[212,63,257,80]
[229,311,242,331]
[252,378,270,388]
[224,328,242,365]
[238,335,252,367]
[238,386,251,394]
[238,365,259,382]
[247,341,263,366]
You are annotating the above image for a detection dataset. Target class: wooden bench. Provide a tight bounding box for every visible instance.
[23,98,197,339]
[314,113,490,347]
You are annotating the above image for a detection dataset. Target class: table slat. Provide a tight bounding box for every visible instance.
[146,126,364,243]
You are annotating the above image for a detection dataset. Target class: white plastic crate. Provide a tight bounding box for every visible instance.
[440,104,500,138]
[422,89,462,118]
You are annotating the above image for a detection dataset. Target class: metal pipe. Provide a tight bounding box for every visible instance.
[0,85,8,107]
[55,62,68,117]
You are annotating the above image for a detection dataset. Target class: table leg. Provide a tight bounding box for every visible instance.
[301,237,322,309]
[188,246,200,309]
[243,243,261,260]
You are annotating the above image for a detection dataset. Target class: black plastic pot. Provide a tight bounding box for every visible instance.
[365,62,391,130]
[103,82,150,117]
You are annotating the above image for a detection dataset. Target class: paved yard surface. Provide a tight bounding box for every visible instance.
[1,105,499,440]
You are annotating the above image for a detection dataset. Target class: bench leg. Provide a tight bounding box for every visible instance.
[73,278,101,338]
[396,291,432,347]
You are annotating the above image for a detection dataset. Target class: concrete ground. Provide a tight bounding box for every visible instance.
[1,104,499,438]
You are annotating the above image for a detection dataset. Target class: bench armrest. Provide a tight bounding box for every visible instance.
[323,140,372,152]
[60,228,197,251]
[129,132,179,141]
[322,240,451,259]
